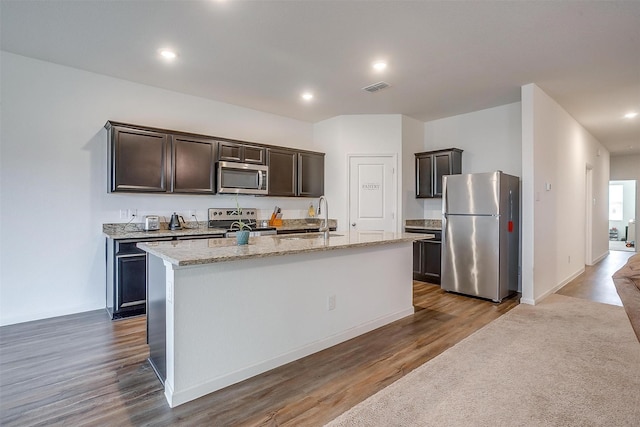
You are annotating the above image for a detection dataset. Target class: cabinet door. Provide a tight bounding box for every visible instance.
[413,241,424,276]
[297,152,324,197]
[433,152,452,198]
[413,239,442,284]
[171,136,216,193]
[268,148,297,196]
[217,141,243,162]
[111,126,169,192]
[243,145,266,164]
[416,155,433,198]
[116,255,147,311]
[422,240,442,283]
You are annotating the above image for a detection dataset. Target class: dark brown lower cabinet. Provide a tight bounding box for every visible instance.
[117,255,146,310]
[106,237,172,320]
[412,234,442,284]
[106,239,154,319]
[106,234,224,320]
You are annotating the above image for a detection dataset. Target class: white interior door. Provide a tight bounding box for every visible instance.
[348,155,397,232]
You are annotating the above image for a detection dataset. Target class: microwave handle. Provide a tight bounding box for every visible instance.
[257,170,264,190]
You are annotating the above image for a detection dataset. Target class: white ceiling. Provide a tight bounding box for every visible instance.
[1,0,639,155]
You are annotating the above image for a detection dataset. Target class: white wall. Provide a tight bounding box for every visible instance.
[521,83,610,305]
[313,115,404,232]
[610,154,640,252]
[401,116,425,221]
[421,102,522,218]
[0,52,316,325]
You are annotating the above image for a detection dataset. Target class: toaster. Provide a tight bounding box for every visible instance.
[144,215,160,231]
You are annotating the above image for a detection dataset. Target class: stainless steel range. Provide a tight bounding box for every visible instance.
[208,208,277,237]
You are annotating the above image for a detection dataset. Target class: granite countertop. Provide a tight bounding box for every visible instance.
[274,218,337,232]
[103,223,227,240]
[137,231,431,267]
[404,219,442,231]
[103,219,338,240]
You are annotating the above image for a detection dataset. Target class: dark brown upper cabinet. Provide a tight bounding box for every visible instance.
[171,135,216,194]
[106,122,215,194]
[106,121,325,197]
[267,148,325,197]
[107,123,170,193]
[415,148,462,198]
[297,152,324,197]
[267,148,297,197]
[217,141,266,165]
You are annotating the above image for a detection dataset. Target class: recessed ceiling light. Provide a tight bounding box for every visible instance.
[159,49,177,60]
[624,112,638,119]
[372,61,387,71]
[301,92,314,101]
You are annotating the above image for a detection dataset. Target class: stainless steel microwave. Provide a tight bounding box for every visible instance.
[217,161,269,195]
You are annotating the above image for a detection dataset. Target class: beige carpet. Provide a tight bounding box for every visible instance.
[326,294,640,426]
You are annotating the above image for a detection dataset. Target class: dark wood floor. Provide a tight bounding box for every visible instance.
[556,249,634,306]
[1,251,631,426]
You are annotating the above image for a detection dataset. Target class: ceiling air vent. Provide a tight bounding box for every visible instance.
[362,81,390,93]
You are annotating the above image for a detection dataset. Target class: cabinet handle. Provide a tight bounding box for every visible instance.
[116,253,146,259]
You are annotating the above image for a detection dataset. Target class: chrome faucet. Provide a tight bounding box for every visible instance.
[317,195,329,238]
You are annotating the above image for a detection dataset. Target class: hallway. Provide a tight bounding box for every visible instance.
[556,250,635,306]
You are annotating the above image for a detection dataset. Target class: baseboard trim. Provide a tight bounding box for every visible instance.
[533,267,585,305]
[166,307,415,407]
[591,251,609,265]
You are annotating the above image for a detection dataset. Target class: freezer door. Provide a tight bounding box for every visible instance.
[443,171,500,215]
[442,215,500,301]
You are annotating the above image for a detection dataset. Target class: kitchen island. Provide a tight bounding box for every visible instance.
[139,231,429,407]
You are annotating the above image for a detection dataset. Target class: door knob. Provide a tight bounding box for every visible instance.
[351,223,356,227]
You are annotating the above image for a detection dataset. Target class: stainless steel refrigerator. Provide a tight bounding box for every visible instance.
[441,171,520,302]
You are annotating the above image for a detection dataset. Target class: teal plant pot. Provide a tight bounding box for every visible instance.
[236,230,250,245]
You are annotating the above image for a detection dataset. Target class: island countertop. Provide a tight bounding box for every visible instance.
[138,231,430,267]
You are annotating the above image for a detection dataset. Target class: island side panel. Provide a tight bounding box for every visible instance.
[165,241,413,407]
[146,253,167,384]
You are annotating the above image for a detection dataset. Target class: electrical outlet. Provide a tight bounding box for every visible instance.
[119,209,128,219]
[189,209,197,218]
[129,209,137,218]
[327,295,336,311]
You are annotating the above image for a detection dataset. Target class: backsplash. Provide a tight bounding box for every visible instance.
[107,198,320,227]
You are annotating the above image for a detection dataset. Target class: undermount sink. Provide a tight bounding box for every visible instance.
[280,233,343,240]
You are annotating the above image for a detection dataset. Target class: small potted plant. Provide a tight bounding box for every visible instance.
[230,197,252,245]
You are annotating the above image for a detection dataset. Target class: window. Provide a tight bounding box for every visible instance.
[609,184,623,221]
